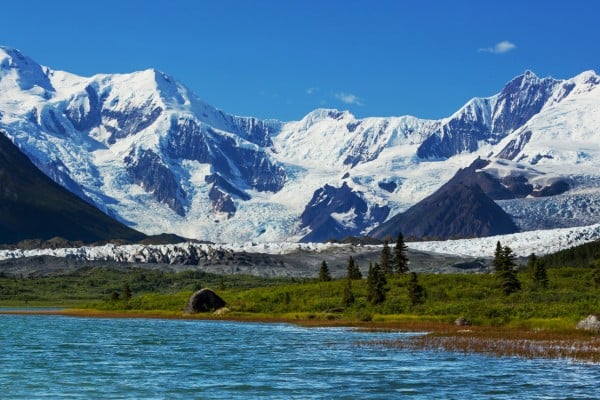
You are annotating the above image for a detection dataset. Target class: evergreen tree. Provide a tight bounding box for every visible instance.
[319,261,332,282]
[407,272,426,306]
[122,282,132,301]
[347,256,362,280]
[366,262,387,305]
[497,246,521,295]
[493,241,505,272]
[393,232,409,274]
[592,259,600,288]
[380,240,392,275]
[528,253,549,289]
[342,278,355,307]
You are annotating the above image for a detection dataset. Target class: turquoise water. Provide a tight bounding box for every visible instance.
[0,314,598,399]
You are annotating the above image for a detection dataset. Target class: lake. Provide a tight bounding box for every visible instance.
[0,314,598,399]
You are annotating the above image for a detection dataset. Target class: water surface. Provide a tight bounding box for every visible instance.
[0,314,598,398]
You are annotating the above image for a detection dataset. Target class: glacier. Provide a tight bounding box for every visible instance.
[1,46,600,244]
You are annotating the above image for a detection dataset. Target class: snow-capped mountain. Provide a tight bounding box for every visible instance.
[1,46,599,243]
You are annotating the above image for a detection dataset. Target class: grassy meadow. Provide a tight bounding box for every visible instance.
[2,263,597,332]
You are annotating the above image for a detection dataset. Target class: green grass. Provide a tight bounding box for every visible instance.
[0,265,297,307]
[1,265,598,330]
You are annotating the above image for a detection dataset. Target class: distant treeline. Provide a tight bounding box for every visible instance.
[542,239,600,268]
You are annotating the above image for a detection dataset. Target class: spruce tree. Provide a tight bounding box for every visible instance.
[407,272,426,306]
[380,240,392,275]
[366,263,387,305]
[342,278,355,307]
[593,259,600,288]
[493,241,505,272]
[347,256,362,280]
[497,246,521,295]
[122,282,132,302]
[319,261,332,282]
[393,232,409,274]
[528,253,549,289]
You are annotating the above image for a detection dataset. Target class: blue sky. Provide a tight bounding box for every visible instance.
[1,0,598,121]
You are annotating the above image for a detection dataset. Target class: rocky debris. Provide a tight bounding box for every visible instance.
[576,314,600,333]
[0,245,492,279]
[213,307,230,316]
[184,288,226,314]
[454,317,472,326]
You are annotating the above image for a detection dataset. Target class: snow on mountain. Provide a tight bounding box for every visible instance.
[1,223,599,263]
[408,223,600,258]
[1,46,599,244]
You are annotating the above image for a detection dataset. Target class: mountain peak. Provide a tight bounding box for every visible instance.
[572,70,600,86]
[297,108,354,129]
[0,46,54,92]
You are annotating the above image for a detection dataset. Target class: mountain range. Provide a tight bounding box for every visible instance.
[1,46,599,243]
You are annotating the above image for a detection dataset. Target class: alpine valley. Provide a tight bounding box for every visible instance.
[1,46,600,244]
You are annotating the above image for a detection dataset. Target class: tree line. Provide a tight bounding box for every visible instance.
[318,234,577,311]
[319,233,425,307]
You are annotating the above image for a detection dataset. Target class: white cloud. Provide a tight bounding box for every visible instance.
[306,87,319,95]
[334,92,364,106]
[478,40,517,54]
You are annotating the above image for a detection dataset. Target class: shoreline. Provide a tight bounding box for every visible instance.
[3,308,599,363]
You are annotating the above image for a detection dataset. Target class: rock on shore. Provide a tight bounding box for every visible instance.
[184,288,226,314]
[576,314,600,333]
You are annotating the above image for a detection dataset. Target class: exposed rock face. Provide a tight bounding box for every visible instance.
[454,317,472,326]
[184,288,226,313]
[165,118,286,193]
[576,314,600,333]
[125,148,187,216]
[417,71,559,160]
[208,186,236,217]
[370,179,518,240]
[299,182,389,242]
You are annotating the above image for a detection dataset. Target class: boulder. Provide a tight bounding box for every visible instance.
[213,307,230,316]
[454,316,472,326]
[184,288,226,314]
[576,314,600,333]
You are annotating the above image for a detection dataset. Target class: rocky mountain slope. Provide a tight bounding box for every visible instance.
[0,130,144,243]
[370,159,519,240]
[1,46,599,242]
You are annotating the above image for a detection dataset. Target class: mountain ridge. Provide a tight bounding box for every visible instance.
[1,46,599,242]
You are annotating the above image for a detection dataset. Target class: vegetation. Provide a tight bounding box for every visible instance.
[493,242,521,296]
[346,256,362,280]
[0,266,295,306]
[380,241,392,275]
[528,253,549,290]
[366,263,387,305]
[393,233,409,274]
[407,272,426,306]
[319,261,332,282]
[542,239,600,268]
[57,266,598,330]
[0,244,598,333]
[342,278,355,307]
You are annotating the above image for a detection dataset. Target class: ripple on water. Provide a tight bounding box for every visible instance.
[0,315,598,399]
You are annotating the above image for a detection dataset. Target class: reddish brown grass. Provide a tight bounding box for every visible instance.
[367,327,600,363]
[4,309,598,362]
